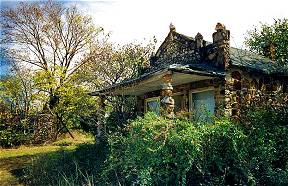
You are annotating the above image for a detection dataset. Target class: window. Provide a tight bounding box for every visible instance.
[190,90,215,122]
[173,94,183,113]
[144,97,160,115]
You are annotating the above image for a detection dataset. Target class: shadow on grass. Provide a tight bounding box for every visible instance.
[10,143,108,186]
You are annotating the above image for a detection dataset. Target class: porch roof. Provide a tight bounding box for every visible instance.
[90,64,225,96]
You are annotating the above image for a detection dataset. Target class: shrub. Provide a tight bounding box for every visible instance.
[101,113,247,185]
[0,119,32,148]
[241,106,288,185]
[22,106,288,185]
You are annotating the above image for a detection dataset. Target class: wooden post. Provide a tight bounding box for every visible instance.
[161,73,175,117]
[96,95,106,144]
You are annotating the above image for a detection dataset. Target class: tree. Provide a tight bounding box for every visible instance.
[1,1,103,138]
[0,66,36,147]
[80,41,155,89]
[1,1,156,142]
[77,40,156,134]
[245,18,288,65]
[1,1,102,105]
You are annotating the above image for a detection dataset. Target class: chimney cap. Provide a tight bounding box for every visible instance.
[169,23,176,32]
[215,22,226,31]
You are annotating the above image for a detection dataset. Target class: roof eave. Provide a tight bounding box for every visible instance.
[90,65,224,96]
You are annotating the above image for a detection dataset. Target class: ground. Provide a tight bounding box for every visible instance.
[0,131,94,186]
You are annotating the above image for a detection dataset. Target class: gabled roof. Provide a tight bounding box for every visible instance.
[148,30,288,76]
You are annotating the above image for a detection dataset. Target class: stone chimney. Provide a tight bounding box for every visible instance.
[212,23,231,69]
[195,32,204,49]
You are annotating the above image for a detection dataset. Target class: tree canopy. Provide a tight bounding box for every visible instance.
[0,1,155,143]
[245,18,288,65]
[1,1,103,87]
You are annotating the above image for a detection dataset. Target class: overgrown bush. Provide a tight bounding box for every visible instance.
[100,106,288,185]
[241,106,288,185]
[0,119,33,147]
[100,113,247,185]
[21,106,288,186]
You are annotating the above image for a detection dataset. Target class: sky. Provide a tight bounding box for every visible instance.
[1,0,288,75]
[65,0,288,48]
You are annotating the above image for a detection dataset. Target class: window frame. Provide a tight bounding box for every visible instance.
[144,96,160,114]
[189,87,215,120]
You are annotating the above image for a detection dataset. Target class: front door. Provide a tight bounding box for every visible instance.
[191,90,215,122]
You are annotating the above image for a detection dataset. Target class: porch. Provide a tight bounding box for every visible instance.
[91,64,225,118]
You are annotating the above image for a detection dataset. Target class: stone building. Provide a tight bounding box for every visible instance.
[91,23,288,122]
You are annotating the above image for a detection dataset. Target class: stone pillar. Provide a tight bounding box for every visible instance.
[224,73,234,117]
[160,74,175,117]
[214,83,225,117]
[96,95,106,144]
[212,23,230,69]
[169,23,176,32]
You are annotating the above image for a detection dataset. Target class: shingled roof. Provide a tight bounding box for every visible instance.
[230,47,288,76]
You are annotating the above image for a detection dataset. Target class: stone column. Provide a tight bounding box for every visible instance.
[212,23,230,69]
[96,95,106,144]
[224,74,234,117]
[160,74,175,117]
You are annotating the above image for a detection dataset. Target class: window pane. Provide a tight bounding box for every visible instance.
[192,90,215,122]
[173,95,182,113]
[146,99,160,115]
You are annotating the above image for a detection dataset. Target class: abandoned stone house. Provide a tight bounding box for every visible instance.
[91,23,288,121]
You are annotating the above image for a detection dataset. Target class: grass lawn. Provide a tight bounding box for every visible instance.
[0,131,94,186]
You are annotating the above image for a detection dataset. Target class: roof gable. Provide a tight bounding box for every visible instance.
[143,23,287,76]
[148,28,205,73]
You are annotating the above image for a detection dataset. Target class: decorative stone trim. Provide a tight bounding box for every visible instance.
[160,74,175,117]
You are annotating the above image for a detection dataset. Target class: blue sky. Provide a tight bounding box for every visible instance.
[1,0,288,76]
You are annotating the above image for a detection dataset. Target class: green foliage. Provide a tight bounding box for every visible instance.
[0,74,34,147]
[241,106,288,185]
[245,18,288,65]
[100,106,288,185]
[105,96,138,133]
[0,121,32,147]
[101,113,247,185]
[51,82,99,130]
[11,106,288,185]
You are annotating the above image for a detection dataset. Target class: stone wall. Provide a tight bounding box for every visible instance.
[140,68,287,119]
[225,68,288,118]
